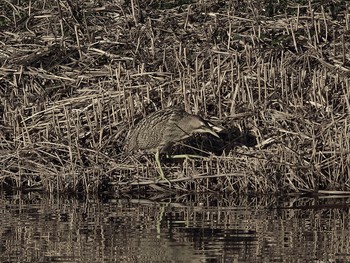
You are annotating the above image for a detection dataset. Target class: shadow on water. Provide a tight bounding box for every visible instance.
[0,191,350,262]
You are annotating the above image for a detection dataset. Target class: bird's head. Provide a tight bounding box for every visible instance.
[185,115,223,138]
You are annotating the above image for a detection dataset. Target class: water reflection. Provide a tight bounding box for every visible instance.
[0,192,349,262]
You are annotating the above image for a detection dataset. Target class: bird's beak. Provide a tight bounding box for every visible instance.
[207,129,220,138]
[203,122,223,138]
[209,122,224,133]
[208,122,224,138]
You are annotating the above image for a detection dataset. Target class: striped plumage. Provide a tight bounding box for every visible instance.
[125,107,222,184]
[125,108,219,153]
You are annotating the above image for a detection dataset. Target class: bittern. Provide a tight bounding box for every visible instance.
[124,107,222,184]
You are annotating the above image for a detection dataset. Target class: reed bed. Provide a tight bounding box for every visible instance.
[0,0,349,194]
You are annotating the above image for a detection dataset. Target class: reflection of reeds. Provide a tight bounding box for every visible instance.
[1,193,350,262]
[0,1,349,193]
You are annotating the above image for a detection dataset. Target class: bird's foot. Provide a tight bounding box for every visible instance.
[158,178,171,187]
[156,175,171,187]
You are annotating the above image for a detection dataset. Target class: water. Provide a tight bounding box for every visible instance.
[0,192,349,262]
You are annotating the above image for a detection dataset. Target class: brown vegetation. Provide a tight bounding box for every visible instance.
[0,0,349,194]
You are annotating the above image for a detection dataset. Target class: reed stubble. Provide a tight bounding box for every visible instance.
[0,1,349,194]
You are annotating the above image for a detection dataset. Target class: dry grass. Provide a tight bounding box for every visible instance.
[0,0,349,194]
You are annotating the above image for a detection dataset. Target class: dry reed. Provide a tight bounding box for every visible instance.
[0,0,349,194]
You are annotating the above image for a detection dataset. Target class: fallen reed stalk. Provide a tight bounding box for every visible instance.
[0,0,349,194]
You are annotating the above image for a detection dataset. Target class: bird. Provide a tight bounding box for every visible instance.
[124,107,222,184]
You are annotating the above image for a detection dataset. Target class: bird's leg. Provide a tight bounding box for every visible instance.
[155,149,171,186]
